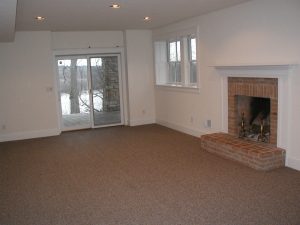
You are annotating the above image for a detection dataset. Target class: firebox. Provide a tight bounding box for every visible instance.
[236,95,271,142]
[228,77,278,145]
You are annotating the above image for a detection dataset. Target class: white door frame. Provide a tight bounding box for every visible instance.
[53,48,128,132]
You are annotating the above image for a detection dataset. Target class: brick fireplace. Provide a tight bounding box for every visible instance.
[228,77,278,145]
[200,65,291,170]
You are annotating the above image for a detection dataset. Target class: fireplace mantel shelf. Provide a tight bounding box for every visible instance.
[212,63,297,70]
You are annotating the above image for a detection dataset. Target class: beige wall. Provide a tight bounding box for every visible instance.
[154,0,300,170]
[125,30,156,126]
[51,31,124,49]
[0,31,59,141]
[0,30,155,141]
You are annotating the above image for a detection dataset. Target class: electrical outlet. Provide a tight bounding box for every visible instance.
[2,124,6,130]
[204,120,211,128]
[46,87,53,92]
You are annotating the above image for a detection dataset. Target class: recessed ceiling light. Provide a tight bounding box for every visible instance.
[110,4,120,9]
[144,16,151,22]
[35,16,45,21]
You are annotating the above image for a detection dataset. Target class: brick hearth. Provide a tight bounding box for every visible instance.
[201,133,285,171]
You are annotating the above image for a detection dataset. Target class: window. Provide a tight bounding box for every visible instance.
[168,40,181,84]
[154,35,198,89]
[189,37,197,84]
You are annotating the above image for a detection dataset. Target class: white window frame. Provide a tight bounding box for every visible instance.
[154,33,199,92]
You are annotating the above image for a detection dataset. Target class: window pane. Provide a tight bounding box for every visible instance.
[189,37,197,84]
[190,38,196,61]
[190,61,197,83]
[169,41,181,62]
[169,62,176,82]
[175,62,181,82]
[169,42,177,62]
[168,62,181,83]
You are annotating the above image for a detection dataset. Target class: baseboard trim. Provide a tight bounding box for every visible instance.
[0,128,61,142]
[286,157,300,171]
[129,118,156,126]
[156,119,208,137]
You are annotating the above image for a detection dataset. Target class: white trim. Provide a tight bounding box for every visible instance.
[0,129,60,142]
[53,47,129,131]
[213,63,297,68]
[220,76,228,133]
[220,75,288,149]
[213,64,297,76]
[129,118,155,126]
[156,119,209,137]
[217,65,297,162]
[155,84,200,93]
[286,157,300,171]
[53,47,125,56]
[52,53,63,132]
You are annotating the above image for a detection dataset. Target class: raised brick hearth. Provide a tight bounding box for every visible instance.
[201,133,285,171]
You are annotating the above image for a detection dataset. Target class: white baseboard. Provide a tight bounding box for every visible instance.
[156,119,208,137]
[286,157,300,171]
[0,128,61,142]
[129,118,156,126]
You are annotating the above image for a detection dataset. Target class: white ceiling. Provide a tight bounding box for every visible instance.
[1,0,251,41]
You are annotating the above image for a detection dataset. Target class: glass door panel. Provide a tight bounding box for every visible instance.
[90,56,122,126]
[57,57,91,130]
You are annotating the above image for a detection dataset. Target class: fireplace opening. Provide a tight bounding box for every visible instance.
[236,95,271,142]
[228,77,277,145]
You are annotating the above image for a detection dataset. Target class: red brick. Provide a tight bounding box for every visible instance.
[201,133,285,171]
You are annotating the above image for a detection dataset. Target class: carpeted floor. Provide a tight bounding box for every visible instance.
[0,124,300,225]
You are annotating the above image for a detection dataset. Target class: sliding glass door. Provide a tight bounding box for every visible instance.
[56,54,123,131]
[90,56,122,127]
[57,57,91,130]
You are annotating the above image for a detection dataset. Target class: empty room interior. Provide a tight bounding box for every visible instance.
[1,0,300,224]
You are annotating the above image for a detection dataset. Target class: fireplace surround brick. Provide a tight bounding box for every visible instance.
[228,77,278,145]
[200,77,285,171]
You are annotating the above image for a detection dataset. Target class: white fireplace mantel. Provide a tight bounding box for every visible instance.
[216,63,297,151]
[213,63,298,77]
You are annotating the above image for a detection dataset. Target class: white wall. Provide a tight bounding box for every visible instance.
[51,31,129,125]
[125,30,156,126]
[153,0,300,170]
[0,30,155,141]
[51,31,124,49]
[0,31,59,141]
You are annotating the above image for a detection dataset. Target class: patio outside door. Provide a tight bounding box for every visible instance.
[56,54,123,131]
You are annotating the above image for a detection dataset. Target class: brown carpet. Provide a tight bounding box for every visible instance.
[0,124,300,225]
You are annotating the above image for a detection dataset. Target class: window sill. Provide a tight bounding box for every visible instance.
[155,84,200,93]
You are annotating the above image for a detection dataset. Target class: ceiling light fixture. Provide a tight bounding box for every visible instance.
[35,16,45,21]
[143,16,151,22]
[110,4,120,9]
